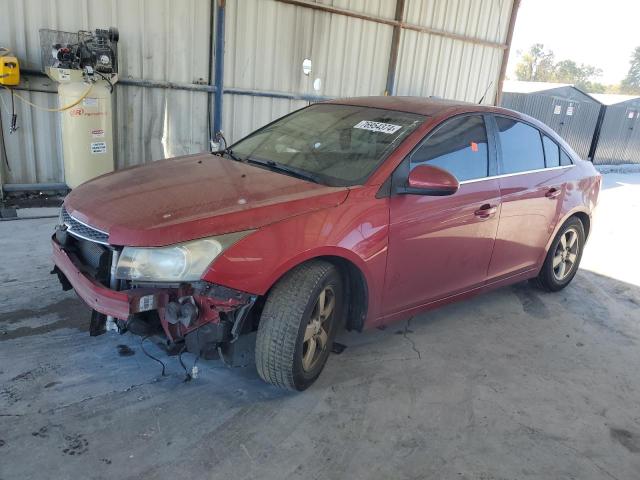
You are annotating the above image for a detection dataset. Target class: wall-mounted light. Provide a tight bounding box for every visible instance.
[302,58,312,76]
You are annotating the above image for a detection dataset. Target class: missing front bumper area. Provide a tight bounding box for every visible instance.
[51,235,258,366]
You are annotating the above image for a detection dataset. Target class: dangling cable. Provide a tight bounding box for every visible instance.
[217,345,230,367]
[0,82,93,112]
[95,71,113,93]
[178,344,192,382]
[140,335,167,377]
[9,88,17,133]
[0,101,10,171]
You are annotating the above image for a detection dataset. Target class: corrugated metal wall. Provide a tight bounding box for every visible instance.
[593,99,640,165]
[1,0,515,187]
[501,87,602,160]
[0,0,212,186]
[223,0,396,141]
[395,0,512,104]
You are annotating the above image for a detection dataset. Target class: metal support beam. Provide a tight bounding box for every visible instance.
[10,74,328,105]
[119,77,216,93]
[213,0,226,135]
[495,0,521,105]
[385,0,405,96]
[208,0,217,144]
[20,68,217,94]
[275,0,508,50]
[224,87,330,103]
[2,182,68,192]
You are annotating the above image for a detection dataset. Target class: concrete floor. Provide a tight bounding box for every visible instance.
[1,173,639,480]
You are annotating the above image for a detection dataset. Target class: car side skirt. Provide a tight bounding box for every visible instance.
[374,267,538,328]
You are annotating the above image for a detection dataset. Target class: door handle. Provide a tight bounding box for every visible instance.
[474,204,497,219]
[545,187,561,199]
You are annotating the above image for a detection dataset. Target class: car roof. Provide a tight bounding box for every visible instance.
[325,96,487,117]
[324,95,580,163]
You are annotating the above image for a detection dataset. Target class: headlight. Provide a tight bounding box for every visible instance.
[115,230,253,282]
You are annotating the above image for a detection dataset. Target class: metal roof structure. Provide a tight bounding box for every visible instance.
[589,93,640,105]
[502,80,573,94]
[0,0,520,191]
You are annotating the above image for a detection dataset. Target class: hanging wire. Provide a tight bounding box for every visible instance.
[0,83,93,112]
[140,335,167,377]
[0,97,10,171]
[95,71,113,93]
[9,89,17,133]
[178,344,192,382]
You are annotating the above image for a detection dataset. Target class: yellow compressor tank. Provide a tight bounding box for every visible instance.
[59,79,114,188]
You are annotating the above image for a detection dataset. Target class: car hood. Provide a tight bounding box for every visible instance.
[64,153,349,247]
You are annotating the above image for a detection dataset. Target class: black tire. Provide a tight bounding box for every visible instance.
[532,217,585,292]
[255,260,343,391]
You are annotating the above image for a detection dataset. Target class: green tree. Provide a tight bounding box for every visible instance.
[553,59,603,91]
[583,82,606,93]
[514,44,556,81]
[513,44,605,93]
[621,46,640,94]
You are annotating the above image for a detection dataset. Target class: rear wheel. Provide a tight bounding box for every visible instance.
[255,260,343,391]
[532,217,585,292]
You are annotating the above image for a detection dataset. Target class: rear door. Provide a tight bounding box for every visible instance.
[487,116,569,280]
[383,114,501,315]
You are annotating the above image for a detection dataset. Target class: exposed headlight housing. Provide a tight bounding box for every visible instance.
[115,230,253,282]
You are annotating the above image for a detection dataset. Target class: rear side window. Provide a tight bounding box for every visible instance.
[560,149,573,166]
[410,115,488,182]
[543,135,560,167]
[496,117,545,174]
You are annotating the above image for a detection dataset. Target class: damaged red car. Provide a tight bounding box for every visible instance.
[52,97,601,390]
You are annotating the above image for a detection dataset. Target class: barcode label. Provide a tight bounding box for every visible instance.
[354,120,402,134]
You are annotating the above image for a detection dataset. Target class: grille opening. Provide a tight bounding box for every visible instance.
[66,234,112,286]
[61,207,109,245]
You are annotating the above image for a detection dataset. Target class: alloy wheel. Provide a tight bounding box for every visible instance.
[302,286,335,371]
[552,227,580,281]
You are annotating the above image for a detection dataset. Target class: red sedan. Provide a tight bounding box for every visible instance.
[52,97,601,390]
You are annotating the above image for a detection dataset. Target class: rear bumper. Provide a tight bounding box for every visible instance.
[51,237,168,319]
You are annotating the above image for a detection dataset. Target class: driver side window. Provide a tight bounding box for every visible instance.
[410,115,489,182]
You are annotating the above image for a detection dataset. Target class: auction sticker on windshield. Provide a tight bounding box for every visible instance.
[354,120,402,134]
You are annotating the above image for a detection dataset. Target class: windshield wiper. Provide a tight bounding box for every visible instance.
[213,146,242,162]
[245,157,320,184]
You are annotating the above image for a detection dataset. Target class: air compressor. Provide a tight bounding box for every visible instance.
[40,27,119,188]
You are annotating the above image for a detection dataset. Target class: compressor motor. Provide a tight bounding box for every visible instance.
[50,27,119,75]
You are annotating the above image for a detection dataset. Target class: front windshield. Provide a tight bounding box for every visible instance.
[229,104,425,186]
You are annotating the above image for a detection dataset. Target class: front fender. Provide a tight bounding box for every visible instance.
[202,187,390,324]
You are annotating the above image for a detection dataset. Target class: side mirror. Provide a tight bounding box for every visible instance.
[398,164,459,196]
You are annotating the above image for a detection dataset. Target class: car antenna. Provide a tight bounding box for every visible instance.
[477,80,494,104]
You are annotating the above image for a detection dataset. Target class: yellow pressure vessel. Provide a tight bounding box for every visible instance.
[59,79,114,188]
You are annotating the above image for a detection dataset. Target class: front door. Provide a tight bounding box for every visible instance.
[383,114,500,316]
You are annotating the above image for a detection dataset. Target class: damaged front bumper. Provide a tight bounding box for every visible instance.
[51,236,258,365]
[52,237,168,319]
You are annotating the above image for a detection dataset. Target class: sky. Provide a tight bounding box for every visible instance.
[506,0,640,85]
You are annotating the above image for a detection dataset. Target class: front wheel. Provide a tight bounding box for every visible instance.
[532,217,585,292]
[255,260,343,391]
